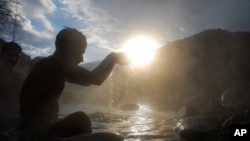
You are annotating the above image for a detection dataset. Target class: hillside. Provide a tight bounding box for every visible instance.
[146,29,250,111]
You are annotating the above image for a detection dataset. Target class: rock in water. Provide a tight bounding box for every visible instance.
[63,132,124,141]
[175,116,219,141]
[175,105,199,119]
[221,82,250,114]
[119,103,139,111]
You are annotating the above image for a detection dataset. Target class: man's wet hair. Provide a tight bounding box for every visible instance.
[55,27,87,50]
[1,42,22,54]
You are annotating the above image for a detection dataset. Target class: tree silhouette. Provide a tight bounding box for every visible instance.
[0,0,24,41]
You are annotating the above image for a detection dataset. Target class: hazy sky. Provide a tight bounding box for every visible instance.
[10,0,250,62]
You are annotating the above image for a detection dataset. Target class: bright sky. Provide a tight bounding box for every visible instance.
[9,0,250,62]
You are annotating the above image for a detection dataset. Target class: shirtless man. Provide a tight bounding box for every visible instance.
[19,28,128,140]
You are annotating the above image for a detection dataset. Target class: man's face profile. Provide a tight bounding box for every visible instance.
[55,28,88,71]
[64,38,86,70]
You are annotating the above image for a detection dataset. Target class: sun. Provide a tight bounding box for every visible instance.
[120,36,159,67]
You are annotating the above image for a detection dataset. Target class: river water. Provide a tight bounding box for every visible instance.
[60,104,178,141]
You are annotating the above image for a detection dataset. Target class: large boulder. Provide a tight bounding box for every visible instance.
[176,105,199,120]
[119,103,139,111]
[221,82,250,116]
[175,115,219,141]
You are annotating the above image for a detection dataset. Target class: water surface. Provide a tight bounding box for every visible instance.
[60,104,178,141]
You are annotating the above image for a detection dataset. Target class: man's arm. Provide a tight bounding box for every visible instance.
[65,53,117,86]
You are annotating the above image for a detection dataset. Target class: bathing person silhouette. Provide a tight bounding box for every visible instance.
[19,28,128,139]
[0,42,23,112]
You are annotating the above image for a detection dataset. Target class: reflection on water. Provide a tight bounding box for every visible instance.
[60,104,178,141]
[125,104,153,135]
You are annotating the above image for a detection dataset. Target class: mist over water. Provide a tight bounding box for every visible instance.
[59,64,178,140]
[60,103,177,141]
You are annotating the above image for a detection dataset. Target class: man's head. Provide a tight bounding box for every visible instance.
[0,42,22,67]
[55,28,87,68]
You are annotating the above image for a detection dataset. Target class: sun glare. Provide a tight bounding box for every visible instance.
[121,36,159,67]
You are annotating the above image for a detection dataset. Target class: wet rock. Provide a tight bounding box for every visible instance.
[221,82,250,116]
[119,103,139,111]
[212,82,250,141]
[175,115,219,141]
[205,97,232,122]
[213,115,250,141]
[175,105,199,119]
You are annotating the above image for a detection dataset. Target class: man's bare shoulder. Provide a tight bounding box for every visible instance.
[31,56,60,71]
[27,56,62,80]
[31,56,52,68]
